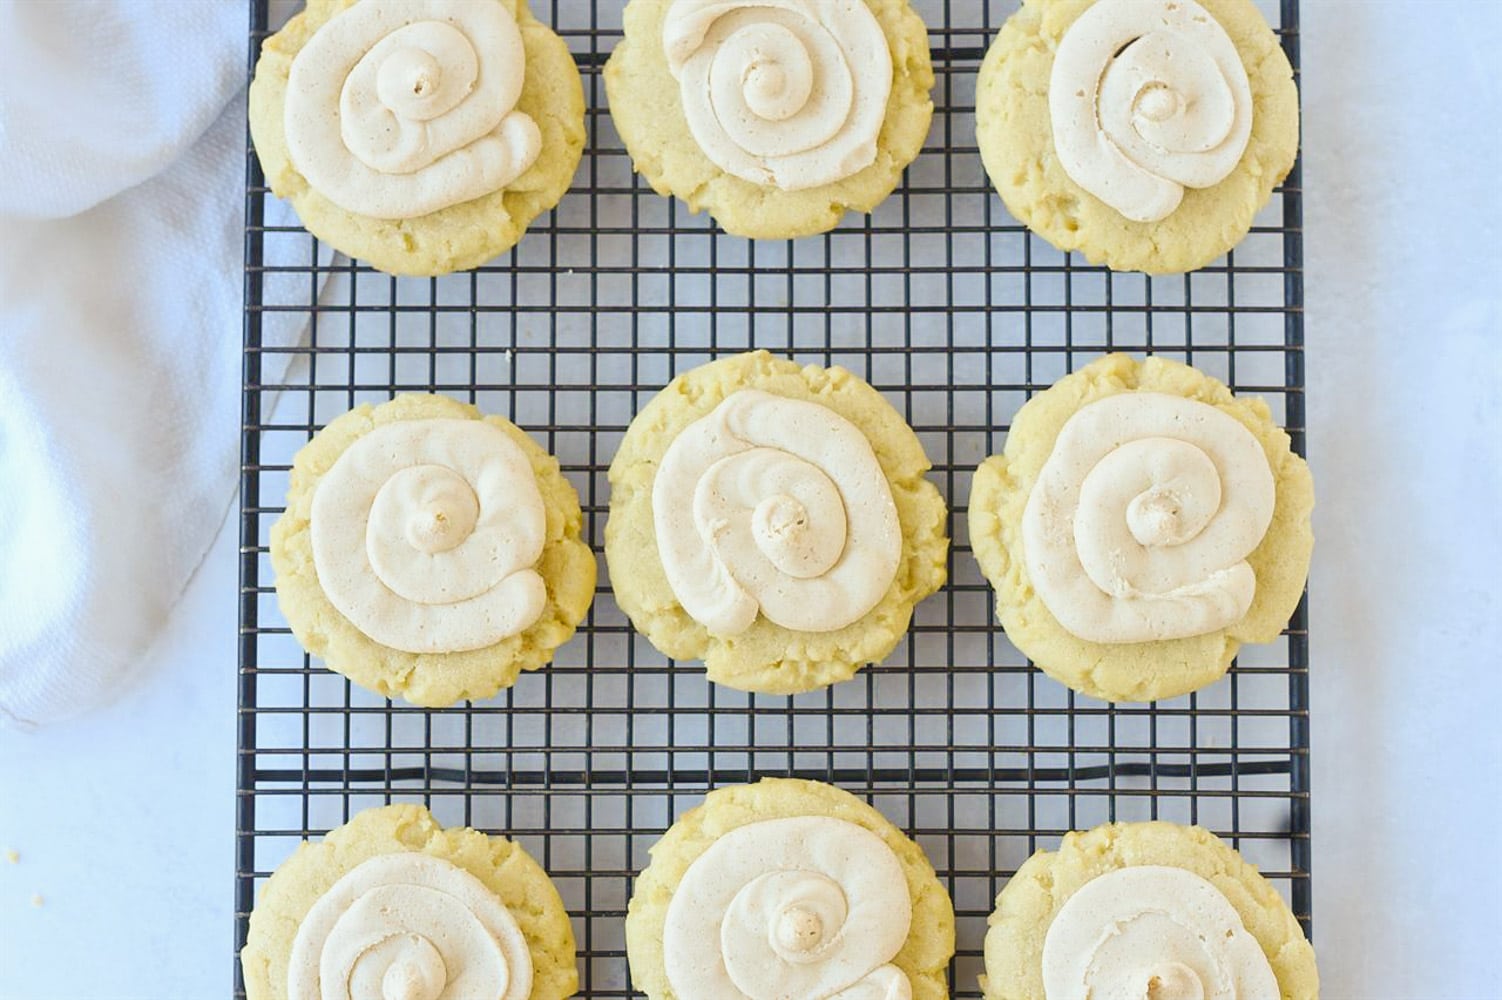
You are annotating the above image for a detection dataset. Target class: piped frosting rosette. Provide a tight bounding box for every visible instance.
[607,353,950,694]
[288,854,534,1000]
[272,395,596,706]
[1042,866,1279,1000]
[652,388,902,637]
[625,779,956,1000]
[310,418,548,654]
[284,0,543,219]
[974,0,1299,272]
[241,805,580,1000]
[967,354,1313,702]
[981,822,1318,1000]
[1049,0,1253,222]
[662,0,894,190]
[1021,392,1275,644]
[664,816,914,999]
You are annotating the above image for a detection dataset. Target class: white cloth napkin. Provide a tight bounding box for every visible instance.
[0,1,318,726]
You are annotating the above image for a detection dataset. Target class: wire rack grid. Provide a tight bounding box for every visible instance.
[236,1,1309,997]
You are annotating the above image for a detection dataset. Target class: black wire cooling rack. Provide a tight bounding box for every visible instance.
[236,2,1308,996]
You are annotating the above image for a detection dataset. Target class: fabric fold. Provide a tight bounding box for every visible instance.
[0,2,323,726]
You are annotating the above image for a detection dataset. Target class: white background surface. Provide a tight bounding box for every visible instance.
[1,2,1498,998]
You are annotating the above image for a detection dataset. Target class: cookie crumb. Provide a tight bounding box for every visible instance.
[30,894,43,908]
[3,849,17,864]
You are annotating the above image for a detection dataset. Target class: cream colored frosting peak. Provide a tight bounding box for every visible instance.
[311,418,547,654]
[1042,866,1279,1000]
[1049,0,1253,223]
[663,816,913,999]
[1021,393,1275,644]
[288,853,533,1000]
[285,0,541,219]
[662,0,894,191]
[652,389,901,636]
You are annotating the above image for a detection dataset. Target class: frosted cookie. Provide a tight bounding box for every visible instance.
[976,0,1299,274]
[241,804,578,1000]
[271,394,596,707]
[605,351,948,694]
[982,821,1317,1000]
[249,0,585,276]
[968,354,1313,703]
[603,0,935,239]
[627,778,955,1000]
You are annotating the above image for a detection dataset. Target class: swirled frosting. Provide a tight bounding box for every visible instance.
[662,0,894,191]
[288,853,533,1000]
[652,389,901,636]
[664,816,913,1000]
[310,418,547,653]
[1042,866,1279,1000]
[285,0,542,219]
[1021,392,1275,644]
[1049,0,1253,223]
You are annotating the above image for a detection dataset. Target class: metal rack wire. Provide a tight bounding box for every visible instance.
[236,1,1308,996]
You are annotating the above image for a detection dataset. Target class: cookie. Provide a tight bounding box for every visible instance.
[605,351,948,694]
[626,778,955,1000]
[241,804,578,1000]
[976,0,1299,274]
[249,0,585,276]
[968,354,1313,702]
[604,0,935,239]
[982,821,1317,1000]
[271,394,596,707]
